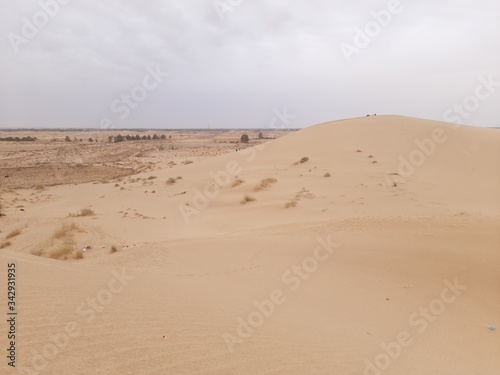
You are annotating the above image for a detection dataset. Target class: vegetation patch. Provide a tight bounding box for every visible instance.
[166,177,177,185]
[6,228,22,239]
[0,241,12,249]
[232,177,245,188]
[253,178,278,192]
[69,208,95,217]
[240,195,256,205]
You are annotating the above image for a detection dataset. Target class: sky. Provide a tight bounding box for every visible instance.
[0,0,499,129]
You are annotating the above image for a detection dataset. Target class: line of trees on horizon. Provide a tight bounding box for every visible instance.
[0,136,37,142]
[109,134,170,143]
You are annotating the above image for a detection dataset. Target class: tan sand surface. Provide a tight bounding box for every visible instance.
[0,115,498,374]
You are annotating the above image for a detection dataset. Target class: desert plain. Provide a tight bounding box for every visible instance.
[0,115,499,374]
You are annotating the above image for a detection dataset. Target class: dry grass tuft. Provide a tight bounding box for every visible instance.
[49,241,75,260]
[80,208,95,216]
[51,222,80,240]
[182,160,193,165]
[110,245,118,254]
[0,241,12,249]
[300,157,309,164]
[31,222,83,259]
[324,172,331,178]
[6,228,22,239]
[240,195,256,205]
[70,208,95,217]
[30,248,43,256]
[47,236,83,260]
[253,178,278,192]
[232,177,245,188]
[166,177,177,185]
[284,188,314,208]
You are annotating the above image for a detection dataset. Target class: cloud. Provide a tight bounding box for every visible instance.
[0,0,499,128]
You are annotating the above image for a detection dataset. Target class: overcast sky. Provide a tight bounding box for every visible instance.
[1,0,499,129]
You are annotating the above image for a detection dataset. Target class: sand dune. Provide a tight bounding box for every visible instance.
[0,115,499,374]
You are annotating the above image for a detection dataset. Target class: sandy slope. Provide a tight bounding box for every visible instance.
[0,115,499,374]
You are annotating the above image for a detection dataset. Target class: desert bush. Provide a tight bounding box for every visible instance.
[148,176,157,180]
[240,134,249,143]
[232,177,245,188]
[166,177,177,185]
[110,245,118,254]
[285,200,298,208]
[253,178,278,191]
[295,188,315,200]
[324,172,331,177]
[34,185,46,191]
[182,160,193,165]
[300,157,309,164]
[80,208,95,216]
[30,248,43,256]
[49,241,75,260]
[51,223,80,240]
[6,228,22,239]
[69,208,95,217]
[240,195,256,205]
[32,223,83,260]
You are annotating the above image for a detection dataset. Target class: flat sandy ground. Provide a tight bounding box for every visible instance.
[0,116,498,374]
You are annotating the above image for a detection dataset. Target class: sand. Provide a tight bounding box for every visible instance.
[0,115,498,374]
